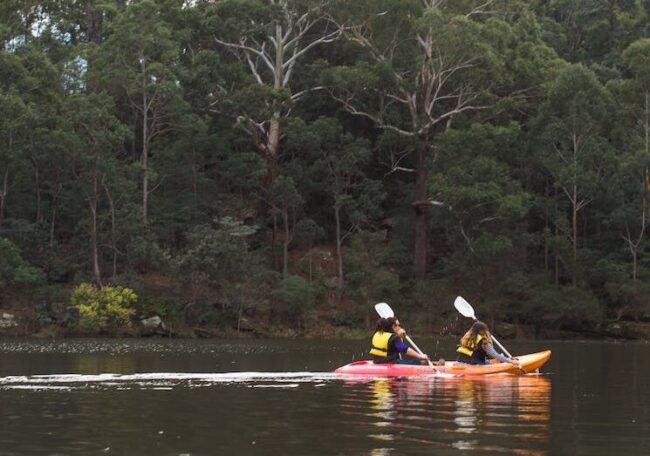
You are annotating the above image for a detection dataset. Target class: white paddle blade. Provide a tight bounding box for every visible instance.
[374,302,394,318]
[454,296,476,319]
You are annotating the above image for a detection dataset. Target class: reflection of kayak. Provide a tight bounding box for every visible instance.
[335,350,551,377]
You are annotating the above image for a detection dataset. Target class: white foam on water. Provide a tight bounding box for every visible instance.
[0,371,340,387]
[2,385,74,391]
[0,370,455,390]
[250,383,300,388]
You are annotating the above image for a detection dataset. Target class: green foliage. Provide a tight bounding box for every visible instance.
[270,274,319,327]
[5,0,650,337]
[69,283,137,331]
[623,38,650,86]
[606,279,650,321]
[175,217,258,286]
[345,231,401,304]
[0,238,44,288]
[138,296,183,321]
[502,273,604,329]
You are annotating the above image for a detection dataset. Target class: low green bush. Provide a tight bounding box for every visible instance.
[70,283,137,332]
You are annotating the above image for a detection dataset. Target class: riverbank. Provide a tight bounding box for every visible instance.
[1,309,649,340]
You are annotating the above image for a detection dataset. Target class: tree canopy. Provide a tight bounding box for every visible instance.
[1,0,649,337]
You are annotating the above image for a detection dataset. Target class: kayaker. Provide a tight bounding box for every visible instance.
[456,321,521,366]
[370,317,430,364]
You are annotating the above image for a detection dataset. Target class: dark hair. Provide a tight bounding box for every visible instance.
[376,317,397,332]
[471,321,489,336]
[460,321,491,349]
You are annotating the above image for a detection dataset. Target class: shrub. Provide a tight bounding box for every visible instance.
[519,284,603,331]
[0,237,44,288]
[70,283,137,331]
[271,275,319,328]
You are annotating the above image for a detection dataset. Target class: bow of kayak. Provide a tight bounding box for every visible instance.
[335,350,551,377]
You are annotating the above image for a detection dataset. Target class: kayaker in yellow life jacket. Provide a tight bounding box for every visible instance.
[370,317,430,365]
[456,321,521,366]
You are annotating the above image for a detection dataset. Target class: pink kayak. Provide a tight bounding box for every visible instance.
[335,350,551,376]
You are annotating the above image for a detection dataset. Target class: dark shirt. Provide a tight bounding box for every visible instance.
[391,335,409,354]
[373,334,409,363]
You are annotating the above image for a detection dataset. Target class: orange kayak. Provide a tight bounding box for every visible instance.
[335,350,551,377]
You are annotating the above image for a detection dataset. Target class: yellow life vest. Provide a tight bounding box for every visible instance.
[457,333,491,356]
[369,331,393,358]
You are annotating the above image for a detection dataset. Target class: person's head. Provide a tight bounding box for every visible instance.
[376,317,400,333]
[460,321,491,348]
[470,321,489,337]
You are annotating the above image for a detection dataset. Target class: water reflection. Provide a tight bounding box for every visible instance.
[448,376,551,454]
[341,375,551,454]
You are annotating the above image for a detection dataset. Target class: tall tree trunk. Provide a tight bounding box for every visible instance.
[34,163,41,223]
[0,130,11,230]
[264,111,281,185]
[0,168,8,230]
[84,2,103,90]
[544,182,550,273]
[265,111,282,269]
[272,213,279,271]
[645,91,650,212]
[192,146,198,218]
[334,203,344,288]
[142,90,149,225]
[90,164,102,287]
[554,186,560,287]
[104,183,118,281]
[571,184,578,287]
[282,204,289,279]
[413,141,431,280]
[49,181,62,247]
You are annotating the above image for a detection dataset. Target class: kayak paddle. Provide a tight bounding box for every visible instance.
[374,302,435,369]
[454,296,526,373]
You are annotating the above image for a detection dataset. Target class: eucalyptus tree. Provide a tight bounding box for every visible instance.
[174,216,259,323]
[0,92,28,230]
[96,0,186,225]
[268,174,303,278]
[289,117,385,288]
[206,0,340,188]
[534,64,614,287]
[60,93,129,286]
[0,36,63,234]
[327,0,517,279]
[605,38,650,280]
[531,0,648,66]
[434,123,528,268]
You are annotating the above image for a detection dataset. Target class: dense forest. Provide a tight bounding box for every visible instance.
[1,0,650,339]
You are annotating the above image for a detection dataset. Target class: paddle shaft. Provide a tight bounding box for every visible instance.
[404,334,435,368]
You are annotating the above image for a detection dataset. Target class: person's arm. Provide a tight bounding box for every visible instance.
[484,342,515,364]
[405,347,429,361]
[394,335,429,361]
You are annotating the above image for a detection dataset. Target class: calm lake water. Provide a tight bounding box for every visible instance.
[0,337,648,455]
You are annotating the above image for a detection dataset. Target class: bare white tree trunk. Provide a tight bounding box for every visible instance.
[331,2,488,279]
[142,85,149,225]
[89,160,103,287]
[552,132,591,287]
[214,0,340,177]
